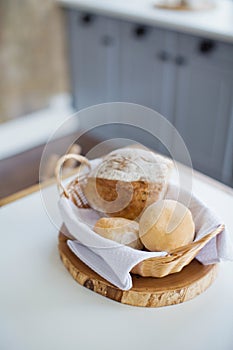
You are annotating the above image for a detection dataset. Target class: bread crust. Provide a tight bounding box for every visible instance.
[84,177,167,220]
[139,200,195,252]
[83,148,173,220]
[94,217,143,249]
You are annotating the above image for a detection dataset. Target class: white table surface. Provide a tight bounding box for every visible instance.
[58,0,233,44]
[1,171,233,350]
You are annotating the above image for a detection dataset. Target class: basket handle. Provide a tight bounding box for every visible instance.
[55,154,91,198]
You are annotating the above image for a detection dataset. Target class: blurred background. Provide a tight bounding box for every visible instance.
[0,0,68,123]
[0,0,233,201]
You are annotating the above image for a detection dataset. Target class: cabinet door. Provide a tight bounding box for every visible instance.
[118,23,178,153]
[68,11,119,110]
[119,22,165,112]
[174,54,233,181]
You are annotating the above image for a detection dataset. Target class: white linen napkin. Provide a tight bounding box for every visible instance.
[58,183,233,291]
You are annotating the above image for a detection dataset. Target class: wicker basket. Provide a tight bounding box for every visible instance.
[55,154,224,278]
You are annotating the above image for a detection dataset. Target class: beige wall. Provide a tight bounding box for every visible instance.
[0,0,69,123]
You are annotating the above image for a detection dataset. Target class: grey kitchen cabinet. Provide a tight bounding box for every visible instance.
[119,22,165,112]
[222,105,233,187]
[119,22,178,124]
[67,10,120,110]
[118,22,179,153]
[67,11,233,186]
[173,35,233,181]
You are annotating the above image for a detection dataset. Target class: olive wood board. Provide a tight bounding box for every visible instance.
[58,232,218,308]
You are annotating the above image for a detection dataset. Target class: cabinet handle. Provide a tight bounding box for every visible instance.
[134,26,148,38]
[157,51,171,62]
[101,35,115,47]
[79,13,94,25]
[199,39,216,54]
[175,56,187,66]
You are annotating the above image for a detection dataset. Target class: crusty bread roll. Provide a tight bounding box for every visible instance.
[139,199,195,252]
[84,148,173,220]
[93,217,143,250]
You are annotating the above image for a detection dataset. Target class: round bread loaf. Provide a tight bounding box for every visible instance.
[139,199,195,252]
[84,148,173,220]
[93,217,143,250]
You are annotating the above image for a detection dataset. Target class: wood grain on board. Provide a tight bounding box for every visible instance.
[58,231,218,307]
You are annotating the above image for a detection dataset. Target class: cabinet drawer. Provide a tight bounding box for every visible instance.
[68,10,120,109]
[120,20,164,44]
[178,33,233,64]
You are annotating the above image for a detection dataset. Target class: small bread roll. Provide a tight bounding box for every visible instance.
[93,217,143,250]
[139,200,195,252]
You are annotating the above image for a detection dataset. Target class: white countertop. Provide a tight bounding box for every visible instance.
[58,0,233,44]
[1,167,233,350]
